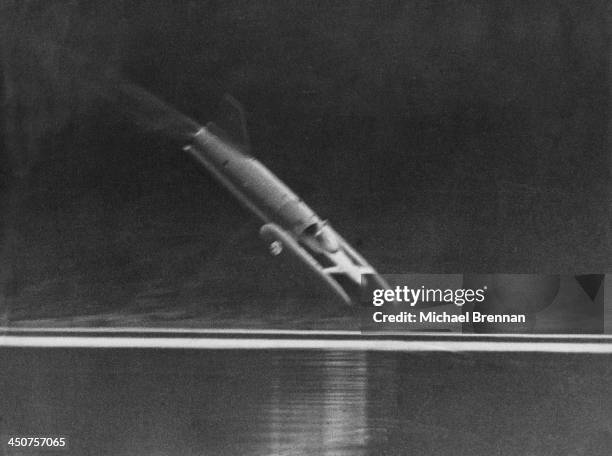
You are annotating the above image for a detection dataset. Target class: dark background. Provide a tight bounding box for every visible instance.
[3,348,612,455]
[0,0,609,325]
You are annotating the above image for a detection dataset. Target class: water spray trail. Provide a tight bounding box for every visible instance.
[24,37,203,142]
[110,79,202,142]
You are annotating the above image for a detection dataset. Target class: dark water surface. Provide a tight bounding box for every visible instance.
[2,348,611,455]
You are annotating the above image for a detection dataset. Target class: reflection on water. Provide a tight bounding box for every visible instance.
[266,352,368,456]
[2,348,612,455]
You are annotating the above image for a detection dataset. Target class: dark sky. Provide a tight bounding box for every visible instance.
[0,0,610,321]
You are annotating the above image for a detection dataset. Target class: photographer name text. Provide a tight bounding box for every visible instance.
[372,310,526,324]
